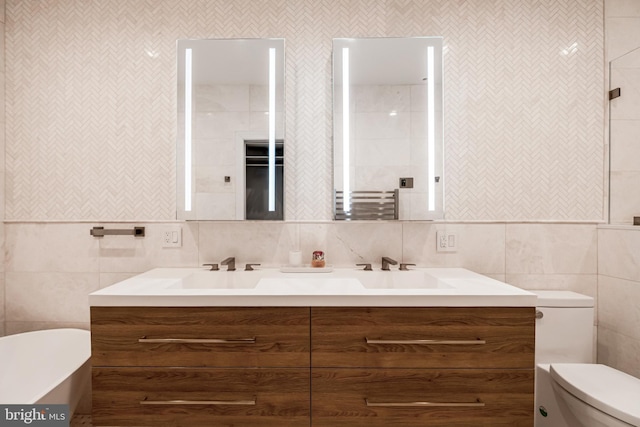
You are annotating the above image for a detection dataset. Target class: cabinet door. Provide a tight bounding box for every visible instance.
[312,368,534,427]
[91,307,310,367]
[92,367,310,427]
[312,307,534,368]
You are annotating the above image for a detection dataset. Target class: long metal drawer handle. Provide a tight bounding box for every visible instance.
[140,399,256,406]
[138,337,256,344]
[365,338,486,345]
[365,398,485,408]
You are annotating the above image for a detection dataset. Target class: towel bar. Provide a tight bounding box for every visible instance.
[90,226,145,237]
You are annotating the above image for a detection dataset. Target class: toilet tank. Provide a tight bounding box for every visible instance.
[531,290,594,364]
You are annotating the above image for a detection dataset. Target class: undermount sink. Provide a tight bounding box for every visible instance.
[255,277,365,293]
[163,268,453,291]
[355,270,453,289]
[168,270,266,289]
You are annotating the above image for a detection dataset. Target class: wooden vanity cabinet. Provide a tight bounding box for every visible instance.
[91,306,309,367]
[91,306,535,426]
[92,367,309,427]
[312,368,534,427]
[311,307,535,427]
[311,307,535,368]
[90,306,310,427]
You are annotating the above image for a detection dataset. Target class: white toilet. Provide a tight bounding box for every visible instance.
[533,290,640,427]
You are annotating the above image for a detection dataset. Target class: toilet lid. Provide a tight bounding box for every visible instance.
[550,363,640,426]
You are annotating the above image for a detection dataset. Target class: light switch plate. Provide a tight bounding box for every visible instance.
[162,226,182,248]
[436,230,457,253]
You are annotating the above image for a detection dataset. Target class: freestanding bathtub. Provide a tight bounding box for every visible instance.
[0,328,91,414]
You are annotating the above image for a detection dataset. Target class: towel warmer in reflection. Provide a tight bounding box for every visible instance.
[334,189,399,220]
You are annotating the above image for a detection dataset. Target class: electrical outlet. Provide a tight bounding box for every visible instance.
[162,226,182,248]
[436,230,457,253]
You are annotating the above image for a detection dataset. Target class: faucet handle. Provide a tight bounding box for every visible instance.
[356,263,372,271]
[245,263,261,271]
[399,263,416,271]
[203,263,219,271]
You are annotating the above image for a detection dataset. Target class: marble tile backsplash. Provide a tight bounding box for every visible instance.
[3,221,600,336]
[505,224,598,275]
[6,272,98,322]
[402,223,505,274]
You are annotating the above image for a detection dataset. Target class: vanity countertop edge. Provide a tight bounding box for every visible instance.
[89,267,537,307]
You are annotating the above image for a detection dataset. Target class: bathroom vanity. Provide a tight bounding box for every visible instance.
[89,268,536,426]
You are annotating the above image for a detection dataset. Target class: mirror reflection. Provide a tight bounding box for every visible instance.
[177,38,285,220]
[333,37,444,220]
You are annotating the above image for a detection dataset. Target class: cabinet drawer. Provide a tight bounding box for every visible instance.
[91,307,309,367]
[92,367,310,427]
[312,307,534,368]
[312,368,534,427]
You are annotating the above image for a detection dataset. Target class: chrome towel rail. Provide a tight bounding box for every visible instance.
[335,189,399,220]
[90,226,145,237]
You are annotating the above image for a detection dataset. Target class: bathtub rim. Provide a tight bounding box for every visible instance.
[0,328,91,406]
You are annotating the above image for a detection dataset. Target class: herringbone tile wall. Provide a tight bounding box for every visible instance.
[4,0,604,221]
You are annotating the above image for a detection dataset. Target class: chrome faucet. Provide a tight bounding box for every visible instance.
[221,257,236,271]
[381,257,398,271]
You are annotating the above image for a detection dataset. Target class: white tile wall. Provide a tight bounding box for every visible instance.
[597,248,640,377]
[0,1,6,336]
[198,222,297,267]
[305,222,404,267]
[2,221,600,336]
[599,228,640,281]
[597,327,640,378]
[6,0,640,391]
[505,224,598,275]
[97,223,200,273]
[598,275,640,342]
[3,0,604,221]
[595,0,640,378]
[0,276,5,336]
[5,272,99,322]
[598,226,640,377]
[402,223,506,274]
[5,223,100,273]
[609,51,640,224]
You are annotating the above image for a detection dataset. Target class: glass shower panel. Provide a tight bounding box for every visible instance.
[609,47,640,224]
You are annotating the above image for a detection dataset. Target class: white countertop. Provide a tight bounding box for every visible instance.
[89,267,536,307]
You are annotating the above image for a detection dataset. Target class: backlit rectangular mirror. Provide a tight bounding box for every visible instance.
[333,37,444,220]
[177,38,285,220]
